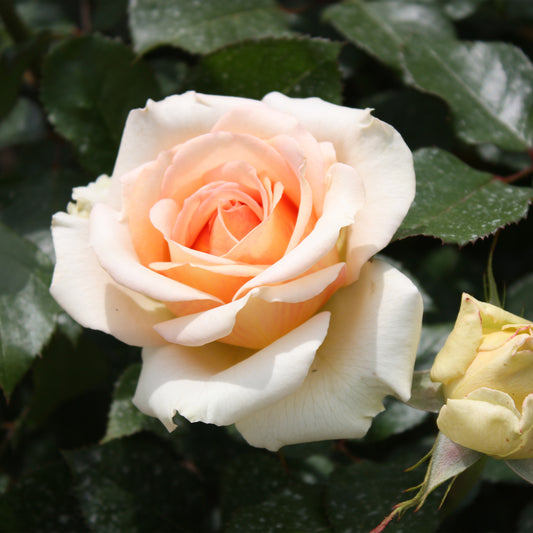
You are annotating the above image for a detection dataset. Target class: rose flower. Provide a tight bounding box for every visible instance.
[431,294,533,459]
[51,92,422,450]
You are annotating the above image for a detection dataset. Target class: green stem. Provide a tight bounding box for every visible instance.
[0,0,31,44]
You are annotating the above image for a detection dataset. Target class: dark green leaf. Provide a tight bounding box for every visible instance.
[506,273,533,319]
[366,397,429,441]
[416,322,454,369]
[221,452,289,516]
[102,363,165,443]
[403,38,533,150]
[26,332,110,427]
[91,0,128,31]
[0,31,50,118]
[518,502,533,533]
[0,140,81,256]
[324,0,454,71]
[0,96,46,148]
[438,0,486,19]
[64,434,208,533]
[396,148,533,244]
[0,460,87,532]
[360,89,454,151]
[326,455,442,533]
[226,481,330,533]
[0,223,58,397]
[407,371,444,413]
[482,457,530,484]
[41,34,160,175]
[13,0,76,34]
[129,0,293,55]
[190,37,343,103]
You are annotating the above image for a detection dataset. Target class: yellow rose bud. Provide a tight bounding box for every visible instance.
[431,293,533,459]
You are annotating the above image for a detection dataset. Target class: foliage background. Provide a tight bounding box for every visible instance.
[1,0,533,531]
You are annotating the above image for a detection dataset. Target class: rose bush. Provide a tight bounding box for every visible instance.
[50,91,422,450]
[431,294,533,459]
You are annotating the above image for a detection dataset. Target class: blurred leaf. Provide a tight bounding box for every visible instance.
[403,38,533,151]
[438,0,486,19]
[26,332,109,427]
[0,140,81,257]
[102,363,164,443]
[506,273,533,319]
[518,502,533,533]
[149,57,189,97]
[0,223,58,398]
[64,434,208,533]
[0,96,46,148]
[0,460,88,532]
[360,89,454,150]
[0,31,49,118]
[13,0,76,34]
[41,34,160,175]
[129,0,293,55]
[396,148,533,244]
[91,0,128,31]
[407,371,444,413]
[326,454,442,533]
[505,459,533,485]
[475,144,532,172]
[416,322,454,369]
[226,481,330,533]
[221,452,288,516]
[366,397,429,441]
[482,457,530,484]
[324,0,454,71]
[190,37,343,103]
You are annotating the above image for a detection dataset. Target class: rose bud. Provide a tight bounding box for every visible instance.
[431,293,533,459]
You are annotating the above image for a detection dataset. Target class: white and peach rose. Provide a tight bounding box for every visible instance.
[50,91,422,450]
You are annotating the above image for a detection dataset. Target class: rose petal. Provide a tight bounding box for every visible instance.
[235,259,423,450]
[233,160,363,299]
[437,393,524,459]
[132,312,331,429]
[113,92,255,179]
[431,294,484,385]
[212,106,327,214]
[160,132,301,208]
[89,203,221,305]
[121,150,175,266]
[154,263,345,347]
[263,92,415,282]
[50,212,172,346]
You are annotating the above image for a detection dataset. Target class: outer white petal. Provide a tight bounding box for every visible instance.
[112,92,259,179]
[132,312,331,429]
[50,212,173,346]
[235,259,423,451]
[263,92,415,282]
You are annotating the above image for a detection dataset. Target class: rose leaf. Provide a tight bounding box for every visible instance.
[326,455,443,533]
[323,0,455,71]
[0,223,59,398]
[129,0,294,55]
[189,37,343,104]
[64,435,208,532]
[395,148,533,244]
[41,34,161,176]
[402,37,533,151]
[102,363,166,443]
[226,481,331,533]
